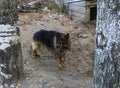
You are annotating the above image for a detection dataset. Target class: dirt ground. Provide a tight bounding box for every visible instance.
[19,12,95,88]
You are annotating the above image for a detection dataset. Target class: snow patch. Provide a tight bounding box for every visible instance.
[0,24,20,51]
[0,72,12,79]
[27,0,41,6]
[0,64,6,68]
[42,7,50,12]
[0,24,15,32]
[0,64,12,79]
[0,43,10,52]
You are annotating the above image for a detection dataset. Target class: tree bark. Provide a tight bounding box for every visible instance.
[94,0,120,88]
[0,0,23,87]
[0,0,18,24]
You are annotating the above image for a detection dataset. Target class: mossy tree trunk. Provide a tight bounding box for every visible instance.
[0,0,23,87]
[94,0,120,88]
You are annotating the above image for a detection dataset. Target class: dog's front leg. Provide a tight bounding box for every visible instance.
[55,57,65,69]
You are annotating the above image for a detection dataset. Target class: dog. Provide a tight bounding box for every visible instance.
[30,29,70,69]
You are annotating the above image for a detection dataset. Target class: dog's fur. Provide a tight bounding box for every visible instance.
[31,29,70,69]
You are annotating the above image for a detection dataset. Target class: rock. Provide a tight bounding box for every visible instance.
[80,34,88,38]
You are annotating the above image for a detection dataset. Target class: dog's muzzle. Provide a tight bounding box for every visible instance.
[56,43,65,57]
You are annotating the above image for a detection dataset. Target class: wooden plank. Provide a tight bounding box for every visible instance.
[69,6,86,14]
[69,11,85,20]
[70,16,85,21]
[68,1,86,22]
[69,1,86,7]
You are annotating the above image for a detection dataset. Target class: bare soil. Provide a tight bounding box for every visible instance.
[19,12,95,88]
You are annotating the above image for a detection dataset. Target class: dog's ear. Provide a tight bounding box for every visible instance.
[65,33,69,39]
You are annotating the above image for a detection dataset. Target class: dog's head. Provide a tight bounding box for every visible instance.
[55,32,70,57]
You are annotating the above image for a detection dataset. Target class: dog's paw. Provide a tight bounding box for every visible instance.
[31,55,36,59]
[35,54,40,57]
[31,54,40,59]
[59,64,65,69]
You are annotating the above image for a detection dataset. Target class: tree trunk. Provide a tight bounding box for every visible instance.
[0,0,18,24]
[0,0,23,87]
[94,0,120,88]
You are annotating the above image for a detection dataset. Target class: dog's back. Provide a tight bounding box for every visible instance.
[33,30,56,50]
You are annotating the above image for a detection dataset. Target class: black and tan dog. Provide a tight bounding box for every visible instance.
[30,29,70,69]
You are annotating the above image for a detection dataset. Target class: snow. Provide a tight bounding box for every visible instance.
[27,0,41,6]
[0,43,10,51]
[0,24,16,32]
[0,71,12,79]
[0,24,20,50]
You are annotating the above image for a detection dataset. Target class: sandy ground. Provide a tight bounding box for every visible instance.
[19,12,95,88]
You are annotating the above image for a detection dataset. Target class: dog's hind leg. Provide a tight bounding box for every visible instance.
[31,40,41,58]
